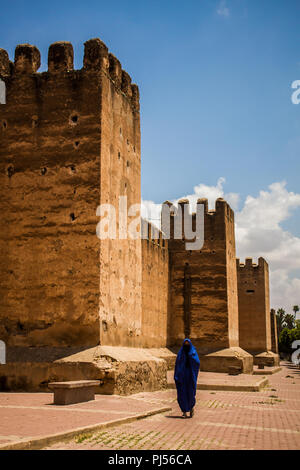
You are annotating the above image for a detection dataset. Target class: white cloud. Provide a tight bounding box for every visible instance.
[141,199,162,226]
[141,177,240,224]
[142,178,300,314]
[217,0,230,17]
[235,181,300,313]
[270,270,300,318]
[185,177,240,211]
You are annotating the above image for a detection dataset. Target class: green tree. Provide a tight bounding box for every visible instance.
[276,308,286,335]
[290,321,300,342]
[278,321,300,354]
[284,313,295,330]
[279,328,291,353]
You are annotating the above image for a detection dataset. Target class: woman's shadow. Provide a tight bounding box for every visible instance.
[165,415,191,419]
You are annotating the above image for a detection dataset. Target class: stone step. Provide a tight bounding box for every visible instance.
[168,370,269,392]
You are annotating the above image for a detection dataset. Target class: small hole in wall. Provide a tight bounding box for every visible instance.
[119,127,122,135]
[67,164,76,173]
[124,183,127,188]
[69,113,79,125]
[6,165,14,178]
[118,152,121,159]
[41,167,47,175]
[127,139,129,145]
[32,116,38,128]
[70,213,76,221]
[2,120,7,130]
[102,320,108,332]
[74,141,80,149]
[126,160,130,167]
[246,289,255,294]
[17,321,24,331]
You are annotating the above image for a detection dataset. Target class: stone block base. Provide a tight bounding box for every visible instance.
[49,380,100,405]
[228,366,242,375]
[145,348,177,370]
[253,351,280,367]
[0,346,168,395]
[253,366,281,375]
[199,347,253,374]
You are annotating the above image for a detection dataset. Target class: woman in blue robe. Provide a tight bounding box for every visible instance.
[174,338,200,418]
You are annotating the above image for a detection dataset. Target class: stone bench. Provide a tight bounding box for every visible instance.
[48,380,100,405]
[228,366,242,376]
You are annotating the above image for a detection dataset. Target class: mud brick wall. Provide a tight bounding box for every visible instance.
[237,257,272,353]
[0,39,141,348]
[141,220,169,347]
[167,198,239,353]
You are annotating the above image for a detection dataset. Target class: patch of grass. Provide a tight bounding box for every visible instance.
[75,432,93,444]
[102,437,114,445]
[91,430,109,442]
[256,400,273,405]
[255,396,285,406]
[176,438,187,450]
[126,434,140,446]
[135,431,157,450]
[152,432,170,450]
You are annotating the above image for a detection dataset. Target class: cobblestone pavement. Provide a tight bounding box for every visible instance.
[0,393,169,447]
[45,362,300,450]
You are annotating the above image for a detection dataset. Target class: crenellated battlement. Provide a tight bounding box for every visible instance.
[14,44,41,74]
[193,197,234,221]
[236,257,268,271]
[164,197,234,218]
[0,48,13,76]
[48,42,74,73]
[162,197,234,244]
[0,38,139,112]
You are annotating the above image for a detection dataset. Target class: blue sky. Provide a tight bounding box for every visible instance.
[1,0,300,312]
[1,1,299,209]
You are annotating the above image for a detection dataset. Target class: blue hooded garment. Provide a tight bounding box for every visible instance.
[174,338,200,413]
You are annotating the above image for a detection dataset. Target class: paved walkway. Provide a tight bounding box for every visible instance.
[0,393,170,449]
[44,362,300,450]
[0,361,299,450]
